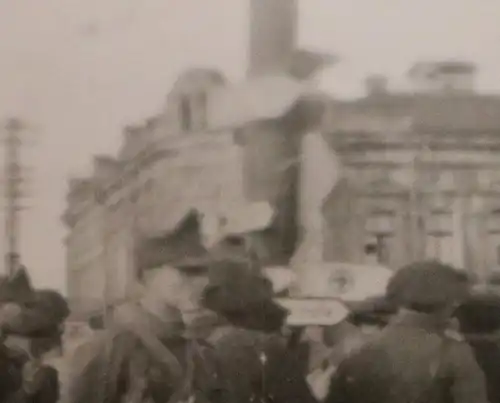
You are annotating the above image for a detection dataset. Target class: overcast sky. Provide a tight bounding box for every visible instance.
[0,0,499,291]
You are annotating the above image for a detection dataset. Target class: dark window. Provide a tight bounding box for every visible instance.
[180,96,192,132]
[225,235,246,247]
[364,243,378,255]
[376,234,390,264]
[365,234,390,264]
[218,216,228,227]
[88,314,105,330]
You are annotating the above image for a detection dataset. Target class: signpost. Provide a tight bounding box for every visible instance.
[298,262,392,302]
[275,297,349,326]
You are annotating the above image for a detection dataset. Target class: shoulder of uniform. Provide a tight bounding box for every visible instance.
[261,332,287,347]
[441,332,480,363]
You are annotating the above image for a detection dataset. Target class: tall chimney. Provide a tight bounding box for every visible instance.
[247,0,298,77]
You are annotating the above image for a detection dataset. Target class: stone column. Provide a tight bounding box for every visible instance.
[393,196,411,268]
[451,195,466,269]
[467,195,488,276]
[349,196,366,264]
[293,131,340,294]
[297,131,340,261]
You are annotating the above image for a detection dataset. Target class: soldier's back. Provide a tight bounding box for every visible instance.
[209,326,315,403]
[326,319,490,403]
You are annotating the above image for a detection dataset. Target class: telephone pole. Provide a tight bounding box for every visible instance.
[3,118,29,276]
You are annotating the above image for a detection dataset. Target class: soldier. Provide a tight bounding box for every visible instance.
[455,290,500,403]
[200,255,317,403]
[0,265,68,403]
[67,250,221,403]
[325,260,490,403]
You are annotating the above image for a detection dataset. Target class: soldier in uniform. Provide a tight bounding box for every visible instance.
[325,260,490,403]
[200,254,317,403]
[0,263,68,403]
[67,239,221,403]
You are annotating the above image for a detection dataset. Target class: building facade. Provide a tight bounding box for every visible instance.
[63,178,106,317]
[315,61,500,278]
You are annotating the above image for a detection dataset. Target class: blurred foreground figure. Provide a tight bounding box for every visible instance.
[201,256,316,403]
[301,298,392,401]
[0,262,68,403]
[455,290,500,403]
[67,257,220,403]
[326,260,490,403]
[305,307,362,401]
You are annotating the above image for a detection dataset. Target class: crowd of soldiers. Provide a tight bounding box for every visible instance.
[1,242,500,403]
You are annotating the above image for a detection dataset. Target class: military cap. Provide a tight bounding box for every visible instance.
[386,260,470,311]
[134,209,214,275]
[136,232,212,275]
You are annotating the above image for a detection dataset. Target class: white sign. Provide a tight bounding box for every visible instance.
[275,298,349,326]
[299,263,393,301]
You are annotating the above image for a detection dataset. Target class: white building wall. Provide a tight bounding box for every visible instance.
[296,132,340,251]
[157,130,245,236]
[294,131,341,294]
[66,202,106,313]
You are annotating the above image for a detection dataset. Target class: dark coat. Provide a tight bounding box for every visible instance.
[15,365,59,403]
[208,325,316,403]
[67,327,220,403]
[0,344,59,403]
[0,343,24,402]
[455,292,500,403]
[325,310,490,403]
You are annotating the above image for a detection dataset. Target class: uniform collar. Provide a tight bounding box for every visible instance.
[389,309,447,334]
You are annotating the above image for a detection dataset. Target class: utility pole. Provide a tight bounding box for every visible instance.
[2,118,29,276]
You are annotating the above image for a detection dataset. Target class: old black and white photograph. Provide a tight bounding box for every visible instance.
[0,1,500,402]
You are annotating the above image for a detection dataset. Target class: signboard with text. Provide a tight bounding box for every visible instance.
[298,263,392,301]
[275,297,349,326]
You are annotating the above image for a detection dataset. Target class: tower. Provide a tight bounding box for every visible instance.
[247,0,299,77]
